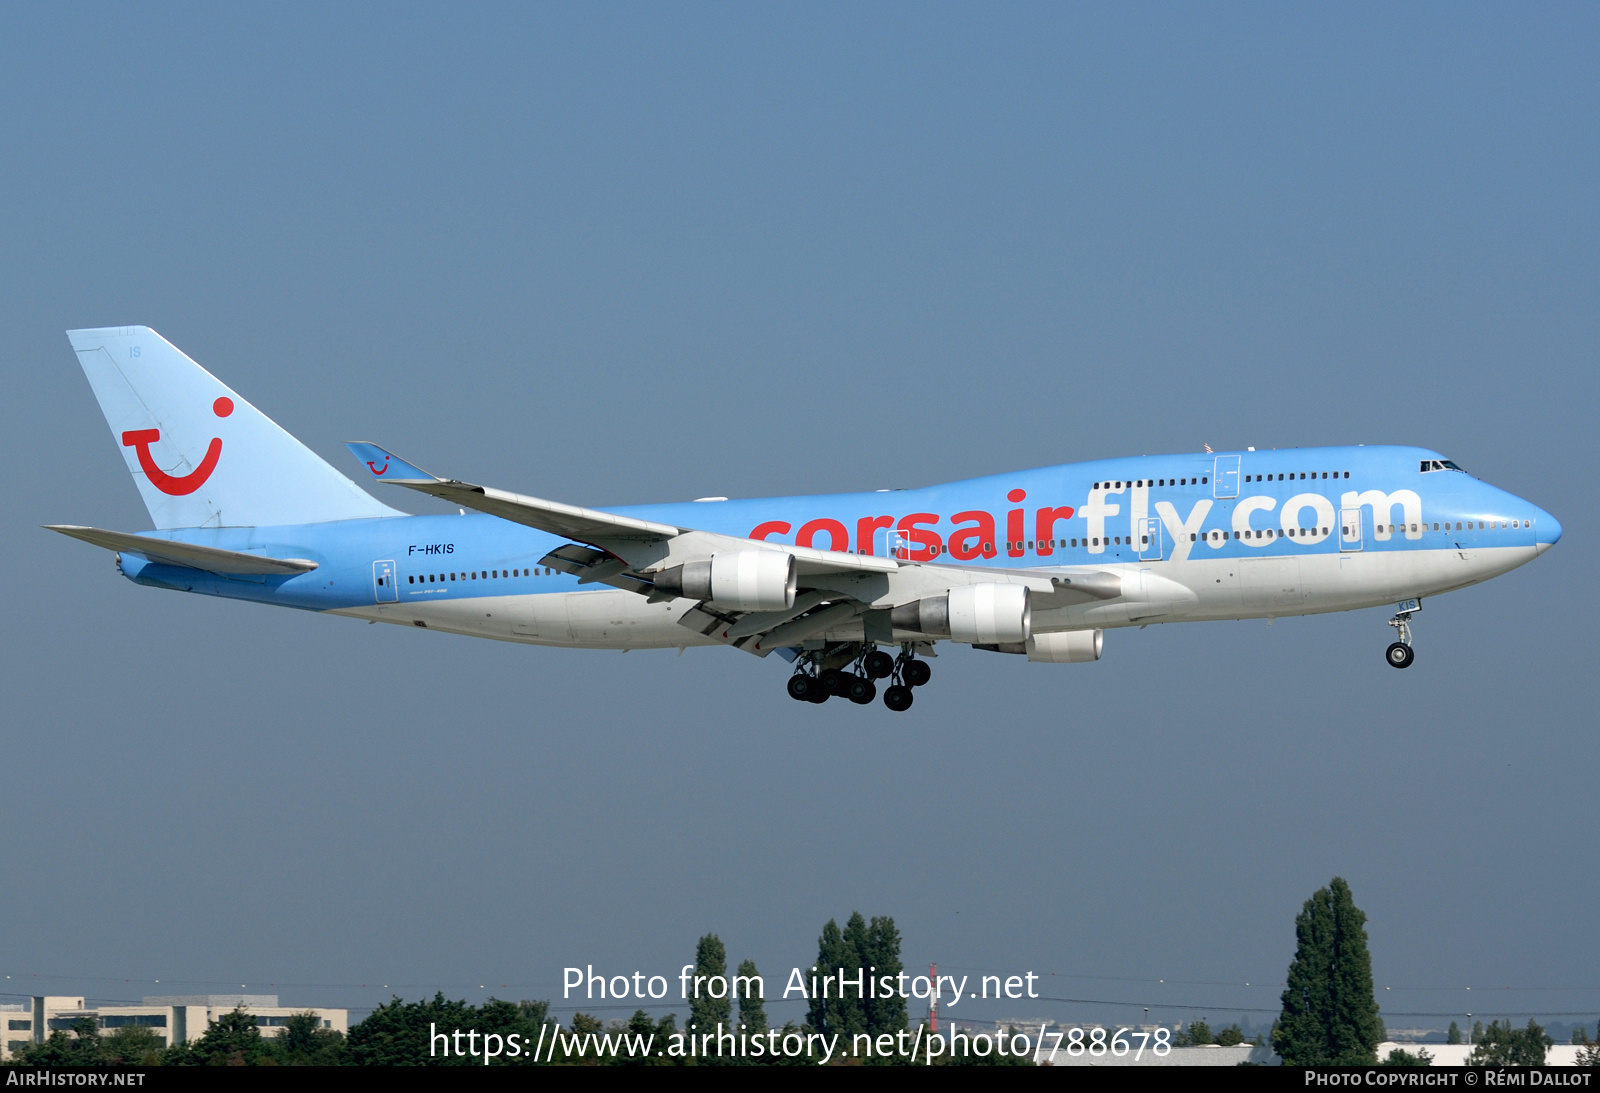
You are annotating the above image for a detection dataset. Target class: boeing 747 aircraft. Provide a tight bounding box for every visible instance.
[50,327,1561,711]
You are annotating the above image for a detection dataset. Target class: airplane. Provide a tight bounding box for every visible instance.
[49,326,1562,711]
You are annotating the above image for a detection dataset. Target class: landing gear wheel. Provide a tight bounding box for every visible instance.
[820,668,847,695]
[883,685,914,712]
[808,685,831,703]
[847,677,876,704]
[904,660,931,687]
[863,650,895,679]
[787,675,815,701]
[1385,642,1414,669]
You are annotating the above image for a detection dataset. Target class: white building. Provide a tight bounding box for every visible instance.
[1,995,347,1061]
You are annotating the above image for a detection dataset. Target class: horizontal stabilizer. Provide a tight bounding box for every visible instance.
[45,525,318,576]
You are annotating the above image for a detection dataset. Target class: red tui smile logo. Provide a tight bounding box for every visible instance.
[122,397,233,496]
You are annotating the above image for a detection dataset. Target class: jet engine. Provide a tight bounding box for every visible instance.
[1025,629,1104,663]
[891,584,1031,644]
[652,551,797,611]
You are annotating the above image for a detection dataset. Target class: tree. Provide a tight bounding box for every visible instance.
[806,917,866,1041]
[1447,1021,1462,1045]
[15,1017,108,1066]
[688,933,732,1052]
[263,1011,346,1065]
[860,916,907,1039]
[345,993,483,1066]
[170,1008,266,1066]
[103,1026,166,1066]
[1272,877,1384,1065]
[1383,1047,1433,1066]
[1465,1020,1553,1066]
[735,959,767,1035]
[1577,1038,1600,1067]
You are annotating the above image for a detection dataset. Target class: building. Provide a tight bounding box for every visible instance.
[1,995,348,1061]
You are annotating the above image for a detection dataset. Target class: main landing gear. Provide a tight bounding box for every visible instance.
[1385,610,1416,669]
[786,643,932,711]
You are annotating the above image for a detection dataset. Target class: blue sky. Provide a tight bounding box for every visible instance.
[3,3,1595,1031]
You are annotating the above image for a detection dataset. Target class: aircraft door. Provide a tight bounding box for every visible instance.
[1213,455,1240,498]
[373,560,398,603]
[874,526,910,560]
[1137,516,1165,561]
[1340,508,1363,552]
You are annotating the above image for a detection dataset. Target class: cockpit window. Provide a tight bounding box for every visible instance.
[1420,459,1468,473]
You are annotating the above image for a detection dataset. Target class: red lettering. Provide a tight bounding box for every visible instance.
[856,515,894,556]
[1035,506,1075,556]
[896,513,942,563]
[948,511,997,561]
[749,521,791,541]
[1007,509,1026,557]
[797,518,849,552]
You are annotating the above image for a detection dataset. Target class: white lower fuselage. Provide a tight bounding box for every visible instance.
[330,542,1543,652]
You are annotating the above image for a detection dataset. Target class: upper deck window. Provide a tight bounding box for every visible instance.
[1421,459,1467,473]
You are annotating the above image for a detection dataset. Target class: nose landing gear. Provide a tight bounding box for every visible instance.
[1385,609,1416,669]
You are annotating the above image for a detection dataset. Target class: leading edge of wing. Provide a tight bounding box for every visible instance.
[345,442,900,578]
[45,525,318,576]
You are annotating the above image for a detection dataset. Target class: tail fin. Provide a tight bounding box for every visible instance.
[67,326,402,529]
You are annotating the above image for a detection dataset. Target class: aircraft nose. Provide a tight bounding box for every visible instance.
[1535,508,1562,554]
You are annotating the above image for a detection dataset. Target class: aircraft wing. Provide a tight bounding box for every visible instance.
[344,442,900,580]
[45,525,318,576]
[344,443,1128,655]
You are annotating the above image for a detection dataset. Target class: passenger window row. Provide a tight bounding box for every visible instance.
[1188,528,1332,542]
[1092,478,1208,488]
[408,567,554,586]
[1244,472,1350,482]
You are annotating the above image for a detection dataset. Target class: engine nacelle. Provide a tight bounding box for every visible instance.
[1026,629,1104,663]
[891,584,1030,644]
[653,551,796,611]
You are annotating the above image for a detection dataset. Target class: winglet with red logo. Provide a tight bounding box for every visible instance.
[344,442,439,483]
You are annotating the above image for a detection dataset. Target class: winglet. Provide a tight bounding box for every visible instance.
[344,442,438,482]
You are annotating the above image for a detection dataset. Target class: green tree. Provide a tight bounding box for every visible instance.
[15,1017,108,1066]
[1272,877,1384,1065]
[1465,1019,1552,1066]
[735,959,767,1035]
[861,916,907,1039]
[1447,1021,1462,1045]
[261,1011,346,1065]
[806,917,866,1041]
[613,1010,682,1068]
[1383,1047,1433,1066]
[688,933,732,1042]
[345,993,484,1066]
[1577,1038,1600,1067]
[170,1008,266,1066]
[103,1025,166,1066]
[1216,1023,1246,1046]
